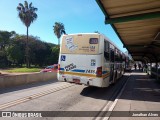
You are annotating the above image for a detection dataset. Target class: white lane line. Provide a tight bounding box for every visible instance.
[95,74,131,120]
[103,75,131,120]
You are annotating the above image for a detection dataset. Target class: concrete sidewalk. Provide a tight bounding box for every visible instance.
[110,71,160,120]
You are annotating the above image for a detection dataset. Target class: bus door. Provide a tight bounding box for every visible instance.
[109,49,115,82]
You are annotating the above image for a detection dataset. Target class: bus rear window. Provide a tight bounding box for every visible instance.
[89,38,98,44]
[61,35,100,54]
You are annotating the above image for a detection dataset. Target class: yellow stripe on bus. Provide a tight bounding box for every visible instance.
[59,71,110,78]
[102,73,110,78]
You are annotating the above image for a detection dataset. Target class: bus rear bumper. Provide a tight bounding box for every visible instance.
[57,74,105,87]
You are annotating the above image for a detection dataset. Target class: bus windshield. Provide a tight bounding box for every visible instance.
[61,34,100,54]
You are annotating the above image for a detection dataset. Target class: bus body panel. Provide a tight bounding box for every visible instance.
[58,54,108,87]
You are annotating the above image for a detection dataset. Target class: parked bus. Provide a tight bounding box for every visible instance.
[57,33,127,87]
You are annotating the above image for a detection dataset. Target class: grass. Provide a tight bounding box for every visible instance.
[4,68,41,73]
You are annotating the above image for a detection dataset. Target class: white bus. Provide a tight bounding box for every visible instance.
[57,33,127,87]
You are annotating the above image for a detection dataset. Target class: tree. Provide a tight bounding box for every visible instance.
[6,34,26,67]
[7,45,24,66]
[53,22,66,46]
[28,36,49,67]
[17,1,38,68]
[0,31,14,50]
[51,46,60,64]
[0,31,16,67]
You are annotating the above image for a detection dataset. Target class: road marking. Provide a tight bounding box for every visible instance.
[95,73,131,120]
[103,74,130,120]
[0,82,75,110]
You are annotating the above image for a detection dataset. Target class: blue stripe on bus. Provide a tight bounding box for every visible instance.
[102,71,108,74]
[60,68,85,73]
[60,68,108,75]
[71,69,85,73]
[60,68,64,70]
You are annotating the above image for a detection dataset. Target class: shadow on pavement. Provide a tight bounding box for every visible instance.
[80,70,160,103]
[80,75,129,101]
[118,71,160,103]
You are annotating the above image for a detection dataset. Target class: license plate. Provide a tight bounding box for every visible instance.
[73,79,80,83]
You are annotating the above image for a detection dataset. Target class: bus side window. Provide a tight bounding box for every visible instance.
[104,41,109,61]
[115,49,119,62]
[110,49,115,62]
[120,54,123,63]
[116,50,121,62]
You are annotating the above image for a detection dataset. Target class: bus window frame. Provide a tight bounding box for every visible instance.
[110,44,115,62]
[104,40,110,61]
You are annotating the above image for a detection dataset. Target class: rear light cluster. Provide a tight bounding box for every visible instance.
[96,66,102,77]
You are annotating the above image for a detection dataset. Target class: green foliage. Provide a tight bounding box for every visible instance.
[0,30,14,50]
[51,46,60,64]
[0,50,7,68]
[0,31,16,67]
[7,45,24,65]
[28,36,50,67]
[0,30,59,68]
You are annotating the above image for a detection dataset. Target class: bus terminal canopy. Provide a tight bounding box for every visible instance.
[96,0,160,63]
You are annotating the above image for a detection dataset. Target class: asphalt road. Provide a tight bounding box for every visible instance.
[0,74,129,120]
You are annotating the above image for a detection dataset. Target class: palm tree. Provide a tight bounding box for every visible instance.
[53,22,66,46]
[17,1,38,68]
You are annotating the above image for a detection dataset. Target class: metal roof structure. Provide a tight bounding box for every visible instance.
[96,0,160,63]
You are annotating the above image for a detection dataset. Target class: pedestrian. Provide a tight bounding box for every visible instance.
[138,63,141,71]
[144,64,148,73]
[134,64,137,70]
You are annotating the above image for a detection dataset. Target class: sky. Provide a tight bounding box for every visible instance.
[0,0,127,52]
